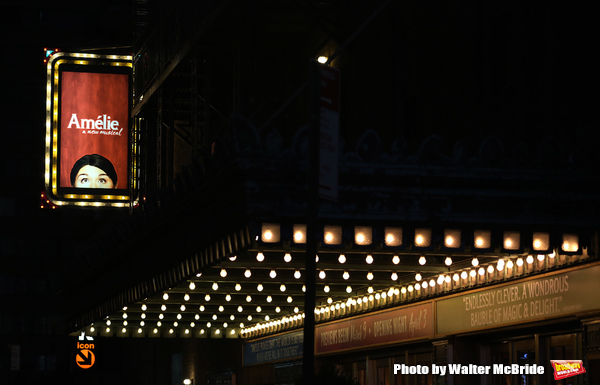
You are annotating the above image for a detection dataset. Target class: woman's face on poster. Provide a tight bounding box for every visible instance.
[73,165,115,188]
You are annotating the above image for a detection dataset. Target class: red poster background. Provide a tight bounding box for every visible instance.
[59,71,129,189]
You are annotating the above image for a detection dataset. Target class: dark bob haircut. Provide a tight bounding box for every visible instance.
[70,154,118,187]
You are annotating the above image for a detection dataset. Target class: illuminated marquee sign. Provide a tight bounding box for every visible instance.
[315,302,434,354]
[45,51,136,207]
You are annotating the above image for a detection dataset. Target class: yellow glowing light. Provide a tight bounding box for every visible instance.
[415,235,424,245]
[356,233,365,243]
[294,231,304,242]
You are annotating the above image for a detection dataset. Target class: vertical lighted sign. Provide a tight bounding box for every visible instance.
[45,52,135,207]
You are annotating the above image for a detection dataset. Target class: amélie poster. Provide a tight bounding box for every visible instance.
[59,71,129,189]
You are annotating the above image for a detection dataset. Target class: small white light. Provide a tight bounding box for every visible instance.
[180,304,186,311]
[319,270,326,279]
[338,254,346,264]
[256,252,265,262]
[472,258,479,267]
[161,304,167,311]
[269,270,277,279]
[229,255,237,261]
[257,283,264,291]
[212,282,219,291]
[246,295,252,302]
[244,269,251,278]
[461,271,468,279]
[342,271,350,280]
[487,265,494,274]
[184,293,190,301]
[365,254,374,264]
[256,306,262,312]
[453,273,459,281]
[280,284,286,292]
[163,293,169,300]
[516,258,524,267]
[205,294,211,301]
[526,255,534,264]
[235,283,242,291]
[199,305,205,312]
[294,270,301,279]
[537,254,545,262]
[266,295,272,303]
[284,253,292,262]
[478,267,485,276]
[419,256,426,265]
[324,285,330,293]
[367,271,374,280]
[287,296,293,303]
[445,257,452,266]
[189,282,196,290]
[470,269,477,277]
[225,294,232,302]
[317,55,328,64]
[415,273,422,281]
[346,286,352,293]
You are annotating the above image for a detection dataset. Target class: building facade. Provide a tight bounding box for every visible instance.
[2,1,599,384]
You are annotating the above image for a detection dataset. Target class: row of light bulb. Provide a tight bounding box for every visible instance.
[262,224,579,254]
[94,251,564,337]
[242,252,561,336]
[117,252,554,328]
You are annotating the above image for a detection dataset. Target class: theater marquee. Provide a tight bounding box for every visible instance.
[45,51,136,207]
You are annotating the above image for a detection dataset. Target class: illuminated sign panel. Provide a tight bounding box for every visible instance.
[45,52,135,207]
